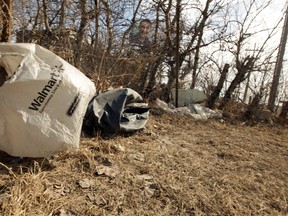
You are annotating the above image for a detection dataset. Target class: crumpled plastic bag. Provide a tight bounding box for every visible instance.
[0,43,96,157]
[82,88,149,135]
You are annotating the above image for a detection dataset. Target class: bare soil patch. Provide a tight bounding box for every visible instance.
[0,114,287,215]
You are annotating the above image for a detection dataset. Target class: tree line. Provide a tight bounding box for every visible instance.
[0,0,287,119]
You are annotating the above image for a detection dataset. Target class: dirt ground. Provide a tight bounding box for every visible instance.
[0,112,287,215]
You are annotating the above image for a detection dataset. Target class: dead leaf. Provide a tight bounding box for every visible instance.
[129,152,145,162]
[58,209,76,216]
[95,165,119,178]
[95,196,107,206]
[143,183,161,198]
[77,178,94,189]
[135,174,153,181]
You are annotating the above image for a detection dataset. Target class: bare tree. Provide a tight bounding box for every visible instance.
[219,56,255,109]
[9,0,286,105]
[217,0,282,110]
[162,0,226,91]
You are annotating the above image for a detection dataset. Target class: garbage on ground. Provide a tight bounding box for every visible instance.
[0,43,96,157]
[171,88,207,107]
[82,88,149,136]
[154,98,222,120]
[188,103,223,119]
[254,109,272,121]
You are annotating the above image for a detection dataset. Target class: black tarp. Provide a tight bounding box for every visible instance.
[82,88,149,135]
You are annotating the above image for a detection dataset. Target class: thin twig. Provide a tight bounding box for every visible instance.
[0,162,16,178]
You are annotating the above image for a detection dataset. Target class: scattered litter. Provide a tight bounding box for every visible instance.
[154,98,222,120]
[171,88,207,106]
[188,103,222,119]
[174,107,191,116]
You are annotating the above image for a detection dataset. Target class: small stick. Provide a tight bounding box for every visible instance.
[0,162,16,178]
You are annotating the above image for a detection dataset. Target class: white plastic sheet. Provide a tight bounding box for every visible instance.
[0,43,96,157]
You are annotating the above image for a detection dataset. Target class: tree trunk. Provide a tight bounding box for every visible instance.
[243,69,251,103]
[145,56,163,95]
[161,0,173,47]
[33,0,41,30]
[42,0,52,33]
[58,0,66,29]
[242,92,262,120]
[75,0,88,68]
[138,65,150,93]
[0,0,13,42]
[207,63,229,109]
[174,0,181,107]
[268,5,288,111]
[167,61,176,91]
[101,0,113,55]
[94,0,100,50]
[219,56,254,110]
[190,0,212,89]
[279,101,288,122]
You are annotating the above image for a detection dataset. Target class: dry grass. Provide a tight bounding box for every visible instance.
[0,113,287,215]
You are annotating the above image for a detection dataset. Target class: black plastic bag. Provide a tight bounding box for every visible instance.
[83,88,149,135]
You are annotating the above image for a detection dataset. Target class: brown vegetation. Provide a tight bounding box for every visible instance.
[0,112,287,215]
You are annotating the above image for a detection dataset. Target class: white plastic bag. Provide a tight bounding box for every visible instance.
[0,43,96,157]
